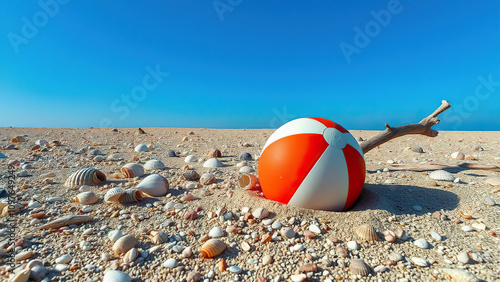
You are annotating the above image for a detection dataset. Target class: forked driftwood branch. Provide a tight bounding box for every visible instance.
[361,100,500,172]
[361,100,451,154]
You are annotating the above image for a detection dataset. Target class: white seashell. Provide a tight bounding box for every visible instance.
[163,258,178,268]
[134,144,149,152]
[35,139,48,146]
[252,207,269,219]
[441,268,479,282]
[236,161,248,167]
[290,274,307,282]
[431,230,442,241]
[485,177,500,186]
[451,151,465,160]
[103,270,131,282]
[203,158,223,168]
[228,265,242,274]
[281,228,295,239]
[121,163,144,178]
[184,155,197,163]
[75,191,98,205]
[239,166,254,173]
[374,265,388,273]
[308,224,322,235]
[79,185,91,192]
[65,168,107,188]
[457,251,471,264]
[462,225,473,232]
[81,205,93,213]
[106,154,121,161]
[55,254,72,264]
[414,238,430,249]
[10,268,31,282]
[429,170,455,181]
[389,251,404,262]
[82,228,94,236]
[112,235,137,254]
[104,188,126,202]
[471,222,485,231]
[347,241,360,250]
[200,172,216,185]
[135,174,168,197]
[209,227,224,238]
[411,257,428,267]
[144,159,165,170]
[271,221,282,230]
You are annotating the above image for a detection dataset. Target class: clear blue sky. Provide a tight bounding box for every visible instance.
[1,1,499,130]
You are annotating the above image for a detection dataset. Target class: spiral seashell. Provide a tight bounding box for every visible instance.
[135,174,168,197]
[74,191,98,205]
[104,188,126,203]
[349,259,370,276]
[441,268,479,282]
[118,189,143,204]
[429,170,455,181]
[355,224,378,242]
[200,239,227,258]
[144,159,165,170]
[134,144,149,152]
[121,163,144,178]
[112,234,137,254]
[183,170,200,181]
[65,168,107,188]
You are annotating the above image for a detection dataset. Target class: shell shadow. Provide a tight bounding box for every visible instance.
[349,183,459,215]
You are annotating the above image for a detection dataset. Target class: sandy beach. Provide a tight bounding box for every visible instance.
[0,127,499,281]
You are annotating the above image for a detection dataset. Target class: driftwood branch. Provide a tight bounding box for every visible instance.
[361,100,451,154]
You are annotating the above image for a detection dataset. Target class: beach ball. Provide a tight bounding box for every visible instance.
[258,117,365,211]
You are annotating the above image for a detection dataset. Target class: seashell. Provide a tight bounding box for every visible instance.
[241,242,252,252]
[94,155,105,162]
[239,152,253,161]
[429,170,455,181]
[462,225,473,232]
[209,227,224,238]
[112,234,137,254]
[38,215,93,229]
[181,194,195,202]
[121,163,144,178]
[10,268,30,282]
[395,228,408,241]
[281,228,295,239]
[252,207,269,219]
[144,159,165,170]
[118,189,143,204]
[203,158,223,168]
[106,154,121,161]
[349,259,370,276]
[74,191,98,205]
[134,144,149,152]
[200,173,216,185]
[167,149,177,157]
[184,209,198,220]
[163,258,178,269]
[383,230,396,243]
[107,230,124,243]
[300,263,317,272]
[473,144,483,151]
[207,149,222,158]
[35,139,48,146]
[431,230,442,241]
[217,259,227,271]
[347,241,360,250]
[15,250,35,261]
[55,254,72,264]
[389,251,404,262]
[471,222,485,231]
[184,155,197,163]
[186,271,201,282]
[239,166,254,173]
[104,188,126,202]
[123,248,139,263]
[485,177,500,186]
[89,149,102,155]
[414,238,430,249]
[65,168,107,188]
[457,251,471,264]
[261,233,272,244]
[149,231,169,244]
[485,195,496,206]
[135,174,168,197]
[308,224,321,235]
[183,170,200,181]
[182,246,193,258]
[228,265,242,274]
[11,135,26,143]
[238,173,260,190]
[441,268,479,282]
[3,203,23,215]
[290,274,307,282]
[411,146,424,153]
[356,224,378,242]
[103,270,131,282]
[451,151,465,160]
[410,257,428,267]
[200,239,227,258]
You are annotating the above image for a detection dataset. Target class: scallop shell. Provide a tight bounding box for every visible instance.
[104,188,126,202]
[238,173,260,190]
[183,170,200,181]
[200,173,216,185]
[356,224,378,242]
[203,158,223,168]
[451,151,465,160]
[135,174,168,197]
[441,268,479,282]
[207,149,222,158]
[65,168,107,188]
[121,163,144,178]
[134,144,149,152]
[11,136,26,143]
[144,159,165,170]
[349,259,370,276]
[184,155,197,163]
[118,189,143,204]
[485,177,500,186]
[429,170,455,181]
[103,270,131,282]
[74,191,98,205]
[112,234,137,254]
[200,239,227,258]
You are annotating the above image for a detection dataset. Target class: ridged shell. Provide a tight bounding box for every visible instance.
[136,174,169,197]
[441,268,479,282]
[200,239,227,258]
[103,270,131,282]
[118,189,143,204]
[238,173,260,190]
[75,191,98,205]
[356,224,378,242]
[104,188,126,202]
[134,144,149,152]
[112,234,137,254]
[203,158,223,168]
[144,159,165,170]
[183,170,200,181]
[65,168,107,188]
[184,155,197,163]
[200,173,216,185]
[121,163,144,178]
[485,177,500,186]
[349,259,370,276]
[429,170,455,181]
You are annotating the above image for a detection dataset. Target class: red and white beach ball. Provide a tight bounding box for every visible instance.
[258,117,365,211]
